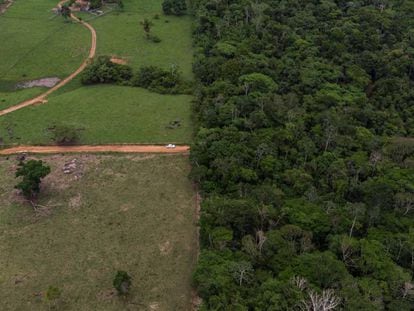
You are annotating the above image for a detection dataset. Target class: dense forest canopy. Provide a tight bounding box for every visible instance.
[189,0,414,309]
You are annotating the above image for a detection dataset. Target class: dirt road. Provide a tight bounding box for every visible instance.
[0,3,97,117]
[0,145,190,155]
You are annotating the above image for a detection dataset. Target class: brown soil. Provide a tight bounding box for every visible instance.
[0,145,190,155]
[110,57,127,65]
[0,1,97,117]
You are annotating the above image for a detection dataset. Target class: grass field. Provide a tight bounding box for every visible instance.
[0,0,194,144]
[0,0,90,107]
[0,0,89,82]
[87,0,194,79]
[0,85,193,145]
[0,154,197,310]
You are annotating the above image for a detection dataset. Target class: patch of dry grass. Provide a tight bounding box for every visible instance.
[0,154,197,310]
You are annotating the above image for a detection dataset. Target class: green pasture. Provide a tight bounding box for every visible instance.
[0,85,193,145]
[0,154,197,310]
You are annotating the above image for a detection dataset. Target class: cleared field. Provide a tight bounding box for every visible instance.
[0,0,194,144]
[0,154,197,310]
[0,0,90,107]
[0,85,193,145]
[0,0,90,81]
[88,0,194,79]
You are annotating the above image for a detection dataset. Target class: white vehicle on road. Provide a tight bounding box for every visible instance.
[166,144,176,149]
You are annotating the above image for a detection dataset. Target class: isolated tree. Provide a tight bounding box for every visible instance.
[113,271,132,296]
[15,160,51,200]
[140,18,153,39]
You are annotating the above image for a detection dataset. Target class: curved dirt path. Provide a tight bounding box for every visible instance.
[0,3,96,117]
[0,145,190,155]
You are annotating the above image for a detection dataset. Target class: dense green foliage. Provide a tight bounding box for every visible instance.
[190,0,414,309]
[81,56,133,85]
[162,0,187,15]
[113,271,132,296]
[82,56,190,94]
[15,160,51,199]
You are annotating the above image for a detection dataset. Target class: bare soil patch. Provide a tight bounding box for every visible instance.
[0,154,198,310]
[16,77,61,89]
[110,56,128,65]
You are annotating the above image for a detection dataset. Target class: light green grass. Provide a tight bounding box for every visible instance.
[0,88,46,110]
[0,0,90,106]
[0,154,197,310]
[0,0,90,81]
[0,0,194,144]
[0,85,193,145]
[88,0,194,79]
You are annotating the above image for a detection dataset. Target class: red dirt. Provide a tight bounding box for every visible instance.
[0,145,190,155]
[0,2,97,117]
[110,57,127,65]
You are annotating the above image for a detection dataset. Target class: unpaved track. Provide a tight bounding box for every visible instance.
[0,2,97,117]
[0,145,190,155]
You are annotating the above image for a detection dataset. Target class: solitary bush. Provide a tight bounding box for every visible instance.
[15,160,51,200]
[50,124,80,145]
[113,271,132,296]
[81,56,133,85]
[148,34,161,43]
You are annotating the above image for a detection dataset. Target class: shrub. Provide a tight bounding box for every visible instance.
[148,34,161,43]
[15,160,51,200]
[81,56,133,85]
[133,65,185,94]
[50,124,80,145]
[113,271,132,296]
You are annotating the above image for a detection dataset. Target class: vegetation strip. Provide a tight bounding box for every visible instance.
[0,1,96,117]
[0,145,190,155]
